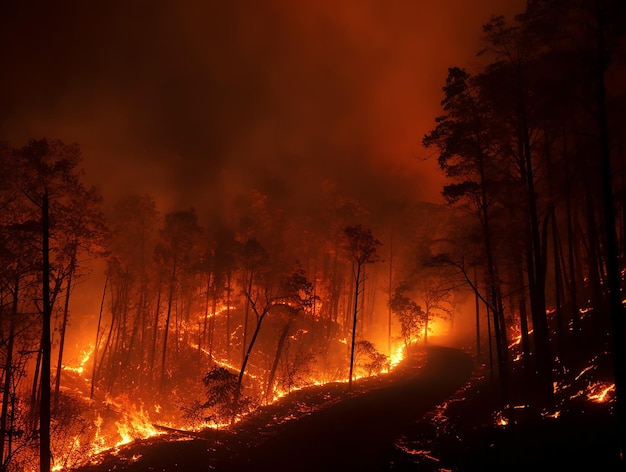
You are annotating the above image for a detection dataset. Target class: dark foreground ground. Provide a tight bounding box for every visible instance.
[73,345,623,471]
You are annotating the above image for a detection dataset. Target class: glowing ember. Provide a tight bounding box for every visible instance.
[541,409,561,419]
[493,411,508,426]
[396,445,441,463]
[586,382,615,403]
[574,365,595,381]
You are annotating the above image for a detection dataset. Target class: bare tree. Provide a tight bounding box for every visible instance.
[343,225,381,388]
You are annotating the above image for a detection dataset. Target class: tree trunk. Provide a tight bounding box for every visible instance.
[40,190,51,472]
[265,319,292,402]
[518,283,532,376]
[388,233,393,355]
[90,276,108,399]
[348,263,362,389]
[225,272,232,360]
[54,266,74,410]
[0,286,17,467]
[149,285,161,385]
[473,265,481,358]
[519,100,553,406]
[209,284,217,357]
[96,285,116,391]
[478,149,508,401]
[201,274,211,355]
[551,211,565,358]
[563,135,581,339]
[161,260,177,389]
[242,269,253,365]
[486,304,494,380]
[236,308,269,404]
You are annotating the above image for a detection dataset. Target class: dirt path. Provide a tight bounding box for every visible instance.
[224,345,473,471]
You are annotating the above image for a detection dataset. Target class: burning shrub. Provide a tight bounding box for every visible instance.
[354,340,389,377]
[193,366,251,427]
[276,349,316,395]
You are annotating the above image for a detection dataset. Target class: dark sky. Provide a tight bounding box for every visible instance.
[0,0,525,216]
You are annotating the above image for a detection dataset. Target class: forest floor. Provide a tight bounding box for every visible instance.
[71,344,623,472]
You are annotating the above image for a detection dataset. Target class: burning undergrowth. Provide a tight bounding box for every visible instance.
[389,347,621,472]
[39,305,399,471]
[72,349,428,471]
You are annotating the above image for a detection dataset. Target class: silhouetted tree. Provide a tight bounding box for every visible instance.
[343,225,381,388]
[390,287,423,351]
[423,67,510,400]
[354,340,388,377]
[0,138,108,472]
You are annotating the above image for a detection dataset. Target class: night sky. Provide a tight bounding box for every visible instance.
[0,0,525,216]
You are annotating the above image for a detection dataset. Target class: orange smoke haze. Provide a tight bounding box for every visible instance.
[0,0,525,216]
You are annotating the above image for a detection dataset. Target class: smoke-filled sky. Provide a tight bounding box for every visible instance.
[0,0,525,217]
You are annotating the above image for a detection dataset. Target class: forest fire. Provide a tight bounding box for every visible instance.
[39,324,412,471]
[2,0,625,470]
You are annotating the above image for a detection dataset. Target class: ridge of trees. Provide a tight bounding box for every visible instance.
[423,0,626,460]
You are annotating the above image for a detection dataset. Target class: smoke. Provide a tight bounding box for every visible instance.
[0,0,525,219]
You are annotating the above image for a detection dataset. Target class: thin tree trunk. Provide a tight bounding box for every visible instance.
[161,260,177,388]
[474,265,481,358]
[563,135,581,339]
[518,283,532,375]
[486,304,494,380]
[201,274,211,355]
[40,189,51,472]
[242,268,253,365]
[348,263,362,389]
[388,233,393,355]
[124,288,144,375]
[551,211,565,358]
[480,158,508,400]
[522,150,552,405]
[265,318,292,402]
[0,290,16,466]
[225,272,232,360]
[30,348,41,429]
[236,304,269,405]
[209,284,217,358]
[149,285,161,384]
[90,276,108,399]
[96,286,116,390]
[54,266,73,410]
